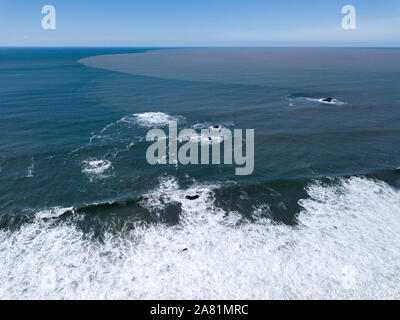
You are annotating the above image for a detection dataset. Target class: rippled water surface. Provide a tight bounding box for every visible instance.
[1,47,400,299]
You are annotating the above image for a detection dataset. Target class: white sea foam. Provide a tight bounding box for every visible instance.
[86,112,183,160]
[287,96,345,106]
[0,176,399,299]
[89,112,183,146]
[178,133,224,145]
[306,97,345,105]
[26,159,35,178]
[82,160,112,180]
[129,112,183,128]
[178,123,229,145]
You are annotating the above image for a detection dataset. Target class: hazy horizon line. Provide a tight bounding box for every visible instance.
[1,44,400,49]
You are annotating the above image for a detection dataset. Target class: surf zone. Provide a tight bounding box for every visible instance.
[145,121,254,176]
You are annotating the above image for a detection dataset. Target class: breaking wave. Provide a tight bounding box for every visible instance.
[0,176,399,299]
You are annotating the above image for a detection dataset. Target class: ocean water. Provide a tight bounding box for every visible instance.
[0,47,400,299]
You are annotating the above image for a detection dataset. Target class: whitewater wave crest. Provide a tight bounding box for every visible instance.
[0,176,399,299]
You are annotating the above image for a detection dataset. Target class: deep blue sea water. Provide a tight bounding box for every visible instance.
[1,47,400,299]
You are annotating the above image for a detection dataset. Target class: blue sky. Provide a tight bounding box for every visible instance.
[1,0,399,46]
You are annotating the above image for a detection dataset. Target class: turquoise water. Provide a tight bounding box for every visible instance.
[1,47,400,299]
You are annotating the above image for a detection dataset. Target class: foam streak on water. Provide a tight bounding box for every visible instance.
[129,112,183,128]
[0,176,399,300]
